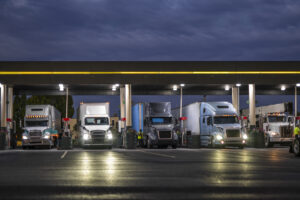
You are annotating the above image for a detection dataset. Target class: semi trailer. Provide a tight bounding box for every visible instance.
[241,102,294,147]
[77,102,113,148]
[22,105,61,149]
[132,102,178,148]
[172,102,247,148]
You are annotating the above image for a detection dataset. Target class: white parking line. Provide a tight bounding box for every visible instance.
[60,151,68,159]
[138,150,176,158]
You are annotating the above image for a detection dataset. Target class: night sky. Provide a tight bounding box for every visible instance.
[1,0,300,117]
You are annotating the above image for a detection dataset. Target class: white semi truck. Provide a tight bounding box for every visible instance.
[172,102,247,148]
[241,102,294,147]
[22,105,61,149]
[77,102,113,148]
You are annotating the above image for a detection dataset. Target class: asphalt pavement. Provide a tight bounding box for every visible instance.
[0,147,299,200]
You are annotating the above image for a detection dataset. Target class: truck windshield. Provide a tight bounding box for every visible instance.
[25,120,48,127]
[150,117,172,125]
[214,116,239,124]
[85,117,109,125]
[268,116,286,122]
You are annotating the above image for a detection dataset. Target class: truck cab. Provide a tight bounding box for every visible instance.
[262,113,293,147]
[22,105,61,149]
[78,103,113,148]
[133,102,178,149]
[202,102,247,148]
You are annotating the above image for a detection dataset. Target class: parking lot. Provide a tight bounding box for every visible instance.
[0,147,299,200]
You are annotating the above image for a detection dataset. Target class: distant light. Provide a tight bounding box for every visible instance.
[236,83,242,87]
[114,84,120,87]
[173,85,178,91]
[281,85,286,91]
[59,84,64,91]
[180,84,185,87]
[112,86,117,91]
[225,85,230,91]
[297,83,300,87]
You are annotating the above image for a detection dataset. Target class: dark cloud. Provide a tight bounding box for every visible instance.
[0,0,299,60]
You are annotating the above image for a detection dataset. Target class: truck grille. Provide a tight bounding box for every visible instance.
[226,129,240,138]
[280,126,293,138]
[91,130,106,135]
[158,131,172,139]
[29,131,42,137]
[91,134,105,140]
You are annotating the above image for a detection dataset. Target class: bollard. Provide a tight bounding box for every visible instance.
[191,135,201,148]
[125,129,136,149]
[58,136,72,150]
[0,128,7,150]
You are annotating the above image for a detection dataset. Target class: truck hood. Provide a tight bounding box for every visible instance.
[83,125,110,132]
[268,122,289,132]
[152,124,174,130]
[24,127,48,132]
[214,124,241,129]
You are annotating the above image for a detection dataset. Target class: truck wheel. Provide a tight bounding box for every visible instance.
[172,144,177,149]
[293,140,300,156]
[239,145,244,149]
[265,136,273,148]
[147,137,152,149]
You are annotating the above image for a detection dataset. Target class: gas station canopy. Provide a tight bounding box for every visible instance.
[0,61,300,95]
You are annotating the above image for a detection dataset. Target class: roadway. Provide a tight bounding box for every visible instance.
[0,147,299,200]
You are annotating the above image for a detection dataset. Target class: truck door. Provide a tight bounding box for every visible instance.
[206,116,213,135]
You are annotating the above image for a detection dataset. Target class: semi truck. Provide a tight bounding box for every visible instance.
[172,102,247,148]
[132,102,178,149]
[22,105,61,149]
[77,102,113,148]
[241,102,294,147]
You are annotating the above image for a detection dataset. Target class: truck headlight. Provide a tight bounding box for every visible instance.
[22,135,28,140]
[270,132,279,137]
[83,133,89,140]
[107,133,113,140]
[216,135,223,140]
[43,132,50,139]
[243,134,248,140]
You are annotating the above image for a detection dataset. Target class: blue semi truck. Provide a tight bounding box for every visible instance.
[132,102,178,149]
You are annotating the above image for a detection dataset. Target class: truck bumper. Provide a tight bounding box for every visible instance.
[82,139,113,147]
[22,139,52,146]
[156,139,177,146]
[270,137,293,143]
[222,138,246,146]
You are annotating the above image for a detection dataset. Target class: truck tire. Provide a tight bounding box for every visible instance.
[239,145,244,149]
[147,137,152,149]
[293,140,300,156]
[265,136,273,148]
[172,144,177,149]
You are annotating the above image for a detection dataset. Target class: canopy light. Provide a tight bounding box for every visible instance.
[180,84,185,87]
[297,83,300,87]
[173,85,178,91]
[59,84,64,91]
[112,84,119,91]
[281,85,286,91]
[225,85,230,91]
[236,83,242,87]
